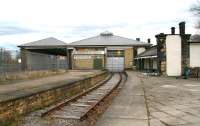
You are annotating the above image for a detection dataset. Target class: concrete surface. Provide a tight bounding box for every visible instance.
[0,70,101,102]
[96,71,200,126]
[96,71,148,126]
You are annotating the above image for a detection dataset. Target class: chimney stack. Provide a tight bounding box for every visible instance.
[171,27,175,35]
[136,38,140,41]
[147,38,151,43]
[179,21,185,35]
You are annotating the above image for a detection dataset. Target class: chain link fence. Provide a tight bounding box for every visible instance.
[24,51,68,71]
[0,47,68,77]
[0,48,21,75]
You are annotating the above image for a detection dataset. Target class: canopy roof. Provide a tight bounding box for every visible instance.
[18,37,67,48]
[135,46,157,59]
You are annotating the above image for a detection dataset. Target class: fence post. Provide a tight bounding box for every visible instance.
[20,48,28,71]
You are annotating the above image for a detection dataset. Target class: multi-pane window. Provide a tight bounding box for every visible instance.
[107,50,124,57]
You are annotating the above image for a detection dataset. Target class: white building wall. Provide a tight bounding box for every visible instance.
[190,43,200,67]
[166,35,182,76]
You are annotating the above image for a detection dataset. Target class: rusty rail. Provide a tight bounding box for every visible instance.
[41,72,127,120]
[79,73,123,120]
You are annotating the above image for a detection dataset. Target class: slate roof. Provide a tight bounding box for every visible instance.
[69,31,151,47]
[136,46,157,58]
[18,37,67,47]
[189,34,200,43]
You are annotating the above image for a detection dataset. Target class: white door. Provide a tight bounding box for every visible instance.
[106,57,124,72]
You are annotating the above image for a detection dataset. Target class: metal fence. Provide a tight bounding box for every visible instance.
[0,48,21,75]
[24,51,68,71]
[0,47,68,76]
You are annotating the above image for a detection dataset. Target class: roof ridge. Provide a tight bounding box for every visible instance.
[68,33,151,46]
[18,37,66,47]
[69,35,100,44]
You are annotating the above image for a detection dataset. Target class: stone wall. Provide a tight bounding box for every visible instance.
[156,33,167,75]
[125,48,133,69]
[181,35,191,73]
[0,71,107,124]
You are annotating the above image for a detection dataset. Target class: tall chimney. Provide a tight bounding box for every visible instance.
[179,21,185,35]
[171,27,175,35]
[147,38,151,43]
[136,38,140,41]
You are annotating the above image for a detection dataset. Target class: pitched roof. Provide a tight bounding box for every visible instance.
[189,34,200,43]
[136,46,157,58]
[18,37,67,47]
[69,31,151,47]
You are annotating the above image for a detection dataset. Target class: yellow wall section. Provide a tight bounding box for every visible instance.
[74,59,93,69]
[73,47,134,69]
[125,48,133,69]
[73,55,105,69]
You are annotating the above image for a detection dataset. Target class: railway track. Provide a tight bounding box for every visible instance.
[39,72,127,120]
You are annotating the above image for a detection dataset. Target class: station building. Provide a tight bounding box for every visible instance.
[189,34,200,68]
[67,31,151,72]
[18,22,200,75]
[135,22,200,76]
[18,32,151,72]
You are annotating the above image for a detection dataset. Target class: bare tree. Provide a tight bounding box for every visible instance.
[190,0,200,28]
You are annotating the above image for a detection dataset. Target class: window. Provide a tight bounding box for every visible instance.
[107,50,124,57]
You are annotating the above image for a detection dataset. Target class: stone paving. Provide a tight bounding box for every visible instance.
[141,73,200,126]
[96,71,200,126]
[0,70,100,102]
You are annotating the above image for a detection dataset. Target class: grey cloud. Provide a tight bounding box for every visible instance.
[64,23,128,38]
[72,23,128,32]
[0,26,35,35]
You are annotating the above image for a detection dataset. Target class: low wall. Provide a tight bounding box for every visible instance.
[0,71,108,124]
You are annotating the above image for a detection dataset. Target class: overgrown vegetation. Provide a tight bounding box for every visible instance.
[1,121,13,126]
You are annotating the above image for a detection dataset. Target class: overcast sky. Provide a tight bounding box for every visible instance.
[0,0,199,49]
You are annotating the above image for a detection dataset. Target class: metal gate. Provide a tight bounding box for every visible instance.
[106,57,124,72]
